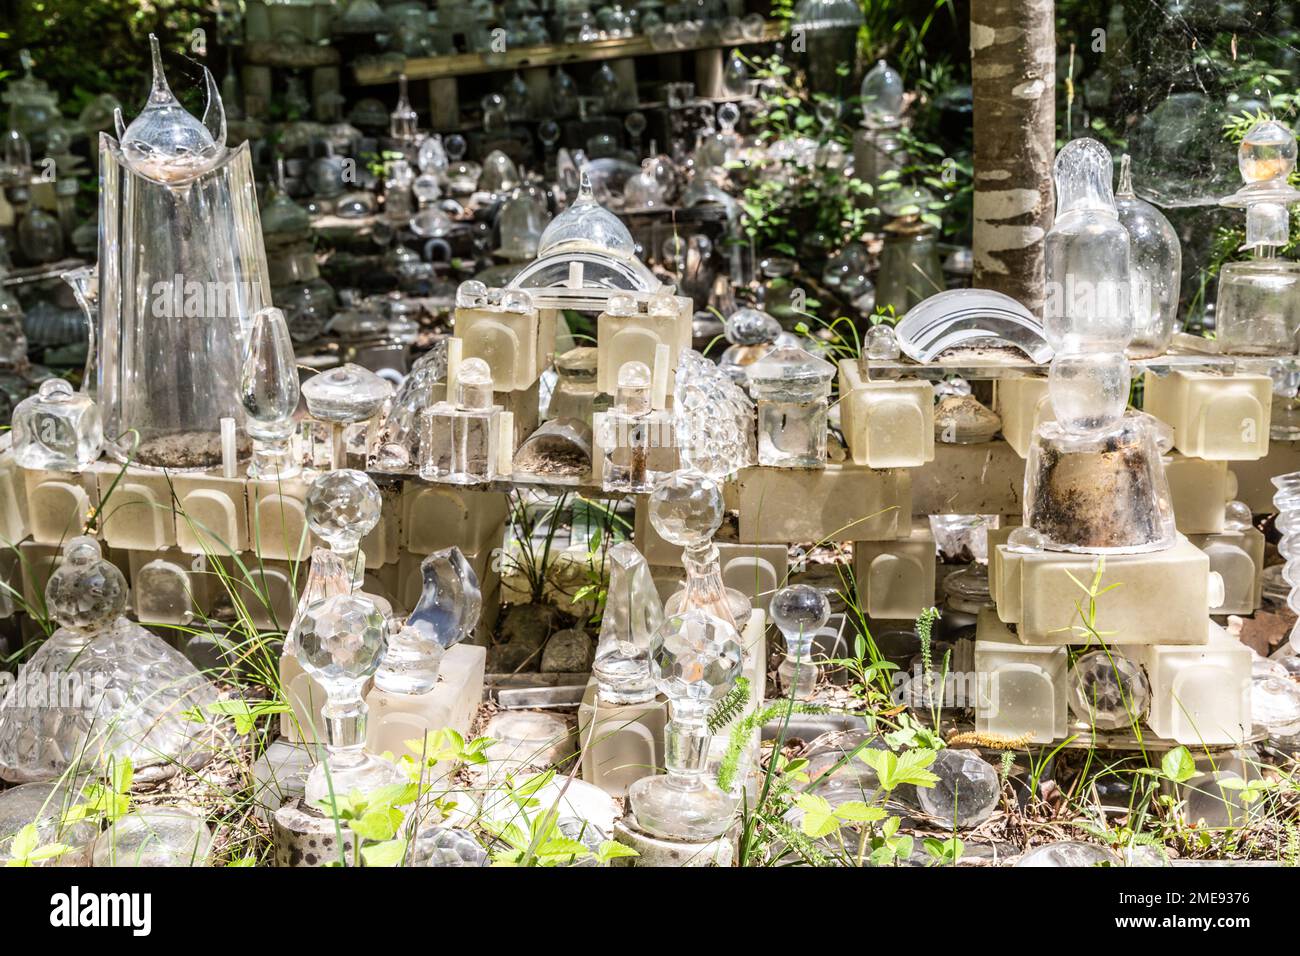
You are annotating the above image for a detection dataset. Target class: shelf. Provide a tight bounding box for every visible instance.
[352,20,786,85]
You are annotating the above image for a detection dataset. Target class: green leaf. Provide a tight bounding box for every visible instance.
[834,801,886,824]
[349,808,400,843]
[360,838,408,867]
[536,837,592,861]
[596,841,639,863]
[1161,746,1197,784]
[860,747,940,791]
[8,824,39,860]
[794,793,841,839]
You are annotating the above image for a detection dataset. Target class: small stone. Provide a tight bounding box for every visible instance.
[541,628,595,673]
[92,807,213,867]
[917,748,1000,828]
[1015,840,1121,867]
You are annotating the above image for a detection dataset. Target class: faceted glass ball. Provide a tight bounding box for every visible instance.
[649,610,742,702]
[1067,650,1150,730]
[770,585,830,637]
[295,593,388,689]
[1048,350,1129,435]
[648,471,724,547]
[45,536,128,632]
[411,825,488,867]
[306,469,382,547]
[917,748,999,827]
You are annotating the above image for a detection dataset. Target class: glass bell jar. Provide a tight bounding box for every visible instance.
[1025,139,1175,554]
[1115,154,1180,358]
[1214,120,1300,356]
[96,36,270,468]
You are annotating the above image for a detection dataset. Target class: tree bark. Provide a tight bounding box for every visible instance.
[970,0,1055,316]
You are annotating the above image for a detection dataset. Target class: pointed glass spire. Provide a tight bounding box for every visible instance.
[118,35,225,179]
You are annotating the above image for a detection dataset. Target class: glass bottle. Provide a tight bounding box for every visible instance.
[745,345,835,467]
[626,610,743,840]
[240,306,300,479]
[1115,154,1180,358]
[389,74,419,143]
[418,356,502,484]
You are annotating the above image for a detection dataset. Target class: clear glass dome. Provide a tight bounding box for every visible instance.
[480,149,520,194]
[537,172,635,259]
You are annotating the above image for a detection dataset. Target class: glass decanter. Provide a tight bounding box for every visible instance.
[418,356,503,484]
[598,361,672,493]
[626,610,743,840]
[593,542,665,705]
[0,537,218,783]
[305,469,382,585]
[240,306,300,479]
[384,545,483,692]
[649,470,747,632]
[772,585,831,700]
[296,592,406,807]
[1026,138,1174,553]
[1115,154,1180,358]
[1214,119,1300,356]
[745,346,835,467]
[11,378,103,470]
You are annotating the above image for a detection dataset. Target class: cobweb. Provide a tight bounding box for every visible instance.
[1062,0,1300,208]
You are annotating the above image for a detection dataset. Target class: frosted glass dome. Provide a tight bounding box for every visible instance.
[537,173,635,259]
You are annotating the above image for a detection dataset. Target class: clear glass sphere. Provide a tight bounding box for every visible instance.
[45,537,128,632]
[770,584,830,636]
[306,469,382,548]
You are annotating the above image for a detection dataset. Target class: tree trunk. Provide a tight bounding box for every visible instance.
[970,0,1055,316]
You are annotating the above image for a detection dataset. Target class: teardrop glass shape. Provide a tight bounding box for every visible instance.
[240,306,300,436]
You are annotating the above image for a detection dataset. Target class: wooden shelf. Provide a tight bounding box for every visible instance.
[352,20,786,85]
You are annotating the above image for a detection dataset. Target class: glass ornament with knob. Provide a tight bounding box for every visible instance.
[772,584,831,700]
[625,610,743,840]
[0,537,219,783]
[418,356,503,484]
[1214,119,1300,356]
[239,306,300,479]
[296,592,406,807]
[598,360,673,493]
[301,363,392,469]
[745,346,835,467]
[1025,138,1175,554]
[11,378,102,470]
[305,469,382,586]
